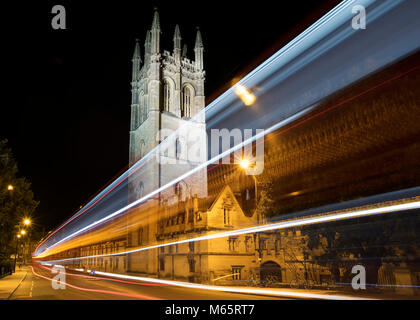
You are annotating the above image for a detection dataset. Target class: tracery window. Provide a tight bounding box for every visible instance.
[181,86,192,117]
[164,80,171,111]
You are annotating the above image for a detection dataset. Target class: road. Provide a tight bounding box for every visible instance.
[9,264,289,300]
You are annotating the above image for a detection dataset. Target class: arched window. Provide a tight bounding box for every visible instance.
[175,138,181,159]
[133,106,139,129]
[139,139,145,158]
[181,86,192,118]
[137,181,144,198]
[163,80,171,112]
[139,92,145,123]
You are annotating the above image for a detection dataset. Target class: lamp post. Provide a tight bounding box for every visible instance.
[12,218,31,272]
[239,159,263,284]
[14,234,21,272]
[239,159,259,221]
[23,219,31,265]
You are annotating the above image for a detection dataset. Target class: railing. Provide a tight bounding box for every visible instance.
[0,262,13,278]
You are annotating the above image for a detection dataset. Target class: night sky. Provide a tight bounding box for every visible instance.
[1,0,338,232]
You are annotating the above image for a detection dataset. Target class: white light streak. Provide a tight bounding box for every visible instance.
[38,199,420,263]
[36,106,315,255]
[78,270,375,300]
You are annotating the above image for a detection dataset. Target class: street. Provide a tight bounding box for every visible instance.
[8,265,290,300]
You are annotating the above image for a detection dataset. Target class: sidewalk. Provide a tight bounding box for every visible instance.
[0,265,30,300]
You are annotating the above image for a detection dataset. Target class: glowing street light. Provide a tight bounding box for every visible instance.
[7,184,14,191]
[20,230,26,235]
[234,84,256,106]
[24,218,31,226]
[239,158,259,215]
[17,234,21,238]
[240,159,251,169]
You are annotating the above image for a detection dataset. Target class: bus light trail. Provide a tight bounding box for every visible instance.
[31,266,161,300]
[37,198,420,262]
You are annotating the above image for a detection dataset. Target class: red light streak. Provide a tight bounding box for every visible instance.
[31,265,162,300]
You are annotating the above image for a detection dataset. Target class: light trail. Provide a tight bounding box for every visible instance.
[37,264,170,287]
[34,105,316,256]
[34,0,420,256]
[34,62,420,258]
[30,266,161,300]
[37,198,420,262]
[69,269,375,300]
[32,0,364,253]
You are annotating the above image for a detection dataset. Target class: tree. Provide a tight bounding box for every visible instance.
[306,209,420,287]
[256,179,277,220]
[0,139,39,261]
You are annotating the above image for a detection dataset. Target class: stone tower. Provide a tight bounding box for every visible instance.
[129,8,207,202]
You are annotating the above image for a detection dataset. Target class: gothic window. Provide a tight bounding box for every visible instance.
[132,105,139,129]
[137,181,144,198]
[175,138,181,159]
[232,266,243,280]
[245,236,252,252]
[139,92,145,123]
[163,80,171,112]
[181,86,192,118]
[188,258,196,273]
[139,139,145,158]
[223,207,231,226]
[228,237,238,251]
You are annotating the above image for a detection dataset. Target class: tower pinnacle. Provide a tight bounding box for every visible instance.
[152,7,160,30]
[150,8,161,54]
[194,27,203,49]
[194,27,204,70]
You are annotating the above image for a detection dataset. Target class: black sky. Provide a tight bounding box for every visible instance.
[1,0,339,231]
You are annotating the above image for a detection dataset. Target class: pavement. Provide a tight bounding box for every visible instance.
[0,265,29,300]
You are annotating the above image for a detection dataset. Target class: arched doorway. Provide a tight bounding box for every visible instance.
[260,261,282,285]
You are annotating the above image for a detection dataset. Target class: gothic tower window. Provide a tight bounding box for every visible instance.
[133,106,139,129]
[181,86,192,118]
[139,91,145,123]
[137,181,144,198]
[163,80,171,112]
[175,138,181,159]
[139,139,145,158]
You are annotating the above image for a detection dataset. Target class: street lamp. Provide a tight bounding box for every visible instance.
[21,219,32,265]
[239,159,259,221]
[239,158,263,284]
[12,219,32,272]
[7,184,14,191]
[14,233,23,272]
